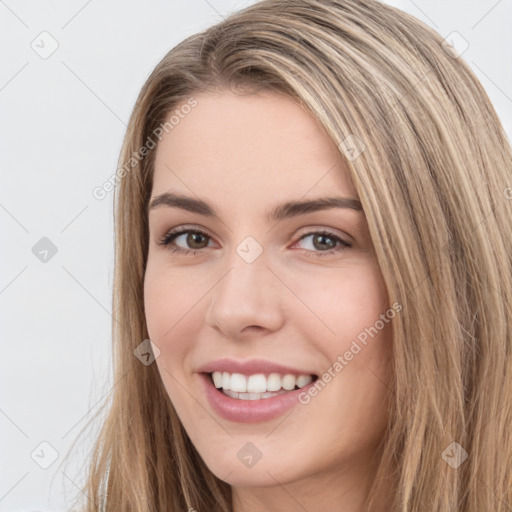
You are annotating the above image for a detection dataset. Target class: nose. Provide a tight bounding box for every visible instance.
[204,249,285,339]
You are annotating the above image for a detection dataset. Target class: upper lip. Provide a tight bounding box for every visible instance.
[197,358,318,377]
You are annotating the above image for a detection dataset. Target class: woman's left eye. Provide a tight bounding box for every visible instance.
[294,231,352,257]
[158,228,351,257]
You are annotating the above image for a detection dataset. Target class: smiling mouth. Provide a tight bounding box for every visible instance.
[207,371,319,400]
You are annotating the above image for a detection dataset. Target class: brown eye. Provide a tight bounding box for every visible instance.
[295,231,351,257]
[183,232,209,249]
[159,229,212,254]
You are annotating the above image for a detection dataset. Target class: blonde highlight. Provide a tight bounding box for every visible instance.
[67,1,512,510]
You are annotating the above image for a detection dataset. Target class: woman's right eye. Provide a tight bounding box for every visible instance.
[158,228,213,255]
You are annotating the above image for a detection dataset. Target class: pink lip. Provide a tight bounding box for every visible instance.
[198,372,317,423]
[196,358,317,377]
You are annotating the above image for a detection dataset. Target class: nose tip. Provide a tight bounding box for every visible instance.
[204,257,284,338]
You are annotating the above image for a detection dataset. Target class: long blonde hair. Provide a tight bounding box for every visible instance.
[67,0,512,510]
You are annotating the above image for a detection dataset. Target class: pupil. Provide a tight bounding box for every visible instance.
[188,232,206,249]
[314,234,334,250]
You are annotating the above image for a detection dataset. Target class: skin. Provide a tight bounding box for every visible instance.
[144,89,394,512]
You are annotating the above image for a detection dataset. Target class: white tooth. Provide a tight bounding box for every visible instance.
[222,388,291,400]
[282,374,297,390]
[212,371,223,388]
[247,374,267,393]
[230,373,247,392]
[296,375,313,388]
[222,372,231,390]
[266,373,282,392]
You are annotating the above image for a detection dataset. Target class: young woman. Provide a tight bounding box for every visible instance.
[70,0,512,510]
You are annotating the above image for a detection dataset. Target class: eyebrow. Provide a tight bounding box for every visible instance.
[148,192,363,222]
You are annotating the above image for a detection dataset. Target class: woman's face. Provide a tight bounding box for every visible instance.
[144,89,394,502]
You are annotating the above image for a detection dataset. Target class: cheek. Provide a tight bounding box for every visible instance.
[287,259,389,352]
[143,263,204,343]
[143,263,216,400]
[144,270,175,342]
[143,267,193,390]
[143,268,192,405]
[288,265,393,459]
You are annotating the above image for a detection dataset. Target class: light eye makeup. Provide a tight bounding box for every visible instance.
[157,225,353,259]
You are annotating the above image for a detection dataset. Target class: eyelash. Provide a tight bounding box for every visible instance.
[158,227,352,258]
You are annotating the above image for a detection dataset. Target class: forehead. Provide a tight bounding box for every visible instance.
[152,89,357,201]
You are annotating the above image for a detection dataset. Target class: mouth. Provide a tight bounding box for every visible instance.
[206,371,319,400]
[196,358,320,422]
[199,370,319,423]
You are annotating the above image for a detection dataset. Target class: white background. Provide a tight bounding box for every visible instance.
[1,0,511,510]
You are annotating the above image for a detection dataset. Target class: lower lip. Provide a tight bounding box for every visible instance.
[199,372,316,423]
